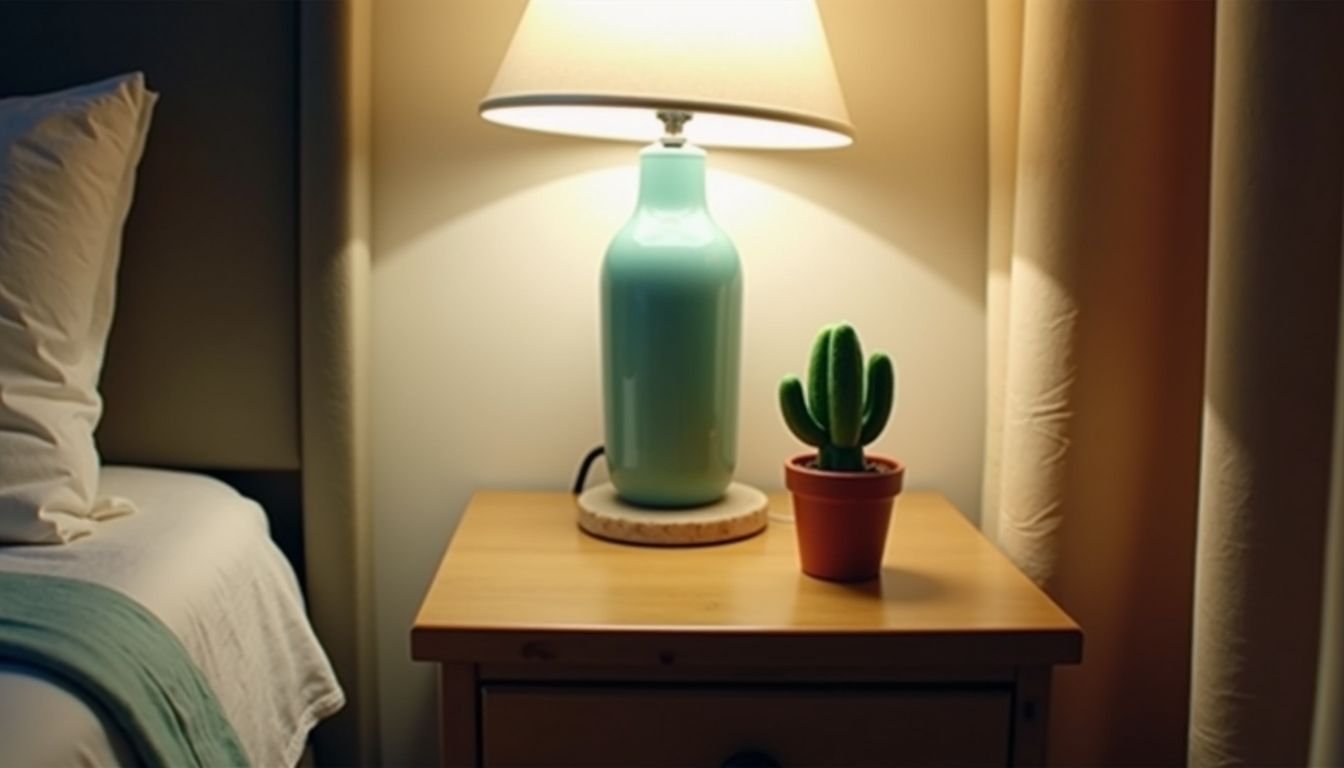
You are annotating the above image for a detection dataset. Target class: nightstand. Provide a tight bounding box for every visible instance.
[412,491,1082,767]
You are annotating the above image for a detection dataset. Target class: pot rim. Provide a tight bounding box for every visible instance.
[784,452,905,498]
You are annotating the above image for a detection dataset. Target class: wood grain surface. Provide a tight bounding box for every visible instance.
[412,491,1081,669]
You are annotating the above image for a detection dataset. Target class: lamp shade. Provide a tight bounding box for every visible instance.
[481,0,853,149]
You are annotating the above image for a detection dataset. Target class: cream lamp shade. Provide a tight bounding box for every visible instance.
[480,0,853,149]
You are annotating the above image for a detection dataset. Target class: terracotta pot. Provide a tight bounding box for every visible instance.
[784,453,905,582]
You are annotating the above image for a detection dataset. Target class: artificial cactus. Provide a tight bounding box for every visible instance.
[779,323,896,472]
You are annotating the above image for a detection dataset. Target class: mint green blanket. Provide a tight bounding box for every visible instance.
[0,571,248,767]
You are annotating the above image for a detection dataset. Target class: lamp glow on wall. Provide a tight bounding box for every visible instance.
[481,0,852,542]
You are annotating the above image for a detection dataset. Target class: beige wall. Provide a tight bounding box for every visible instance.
[370,1,987,764]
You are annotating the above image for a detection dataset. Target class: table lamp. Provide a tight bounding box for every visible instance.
[481,0,853,545]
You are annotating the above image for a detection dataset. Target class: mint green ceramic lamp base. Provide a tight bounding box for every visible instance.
[601,143,741,508]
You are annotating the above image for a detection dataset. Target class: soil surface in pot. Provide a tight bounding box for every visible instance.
[795,457,898,474]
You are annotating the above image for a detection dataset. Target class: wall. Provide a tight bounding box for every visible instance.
[371,1,987,764]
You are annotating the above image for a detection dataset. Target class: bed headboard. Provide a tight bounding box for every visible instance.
[0,2,376,764]
[0,1,302,470]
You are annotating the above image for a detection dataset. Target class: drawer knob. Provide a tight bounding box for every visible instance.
[721,750,781,768]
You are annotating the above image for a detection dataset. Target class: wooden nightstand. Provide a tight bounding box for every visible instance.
[412,491,1082,767]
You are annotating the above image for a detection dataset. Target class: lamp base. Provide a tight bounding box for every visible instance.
[577,483,768,546]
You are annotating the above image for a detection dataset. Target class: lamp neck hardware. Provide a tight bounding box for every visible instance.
[657,110,693,148]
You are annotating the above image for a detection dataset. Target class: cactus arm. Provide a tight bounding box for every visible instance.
[806,325,832,429]
[779,376,828,446]
[859,353,895,445]
[827,324,864,447]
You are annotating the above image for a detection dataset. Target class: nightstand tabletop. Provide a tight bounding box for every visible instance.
[411,491,1081,668]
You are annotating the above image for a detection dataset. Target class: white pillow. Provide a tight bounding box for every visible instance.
[0,73,157,544]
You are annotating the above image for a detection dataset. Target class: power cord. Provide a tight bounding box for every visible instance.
[571,446,788,523]
[572,445,605,494]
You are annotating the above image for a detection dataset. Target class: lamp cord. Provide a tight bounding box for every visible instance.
[572,445,606,494]
[572,446,791,523]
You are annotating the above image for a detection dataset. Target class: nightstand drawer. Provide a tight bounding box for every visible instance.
[480,684,1012,767]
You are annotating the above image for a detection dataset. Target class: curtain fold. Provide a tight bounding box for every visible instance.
[987,1,1211,763]
[299,0,379,762]
[1314,251,1344,766]
[1190,2,1344,765]
[980,0,1022,544]
[984,0,1343,764]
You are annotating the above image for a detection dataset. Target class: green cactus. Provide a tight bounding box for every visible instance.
[779,323,896,472]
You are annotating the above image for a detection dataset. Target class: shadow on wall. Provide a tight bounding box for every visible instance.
[371,0,988,307]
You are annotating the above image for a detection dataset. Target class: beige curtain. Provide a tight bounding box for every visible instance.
[299,0,379,763]
[984,0,1344,765]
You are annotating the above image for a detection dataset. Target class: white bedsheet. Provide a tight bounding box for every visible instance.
[0,466,344,767]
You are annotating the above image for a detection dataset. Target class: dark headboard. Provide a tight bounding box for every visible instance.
[0,2,376,764]
[0,1,301,469]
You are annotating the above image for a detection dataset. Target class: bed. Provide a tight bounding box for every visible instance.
[0,468,344,766]
[0,1,374,765]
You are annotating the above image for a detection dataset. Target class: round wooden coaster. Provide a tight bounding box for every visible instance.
[577,483,769,546]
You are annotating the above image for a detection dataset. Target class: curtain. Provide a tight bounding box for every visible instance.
[299,0,379,762]
[983,0,1344,765]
